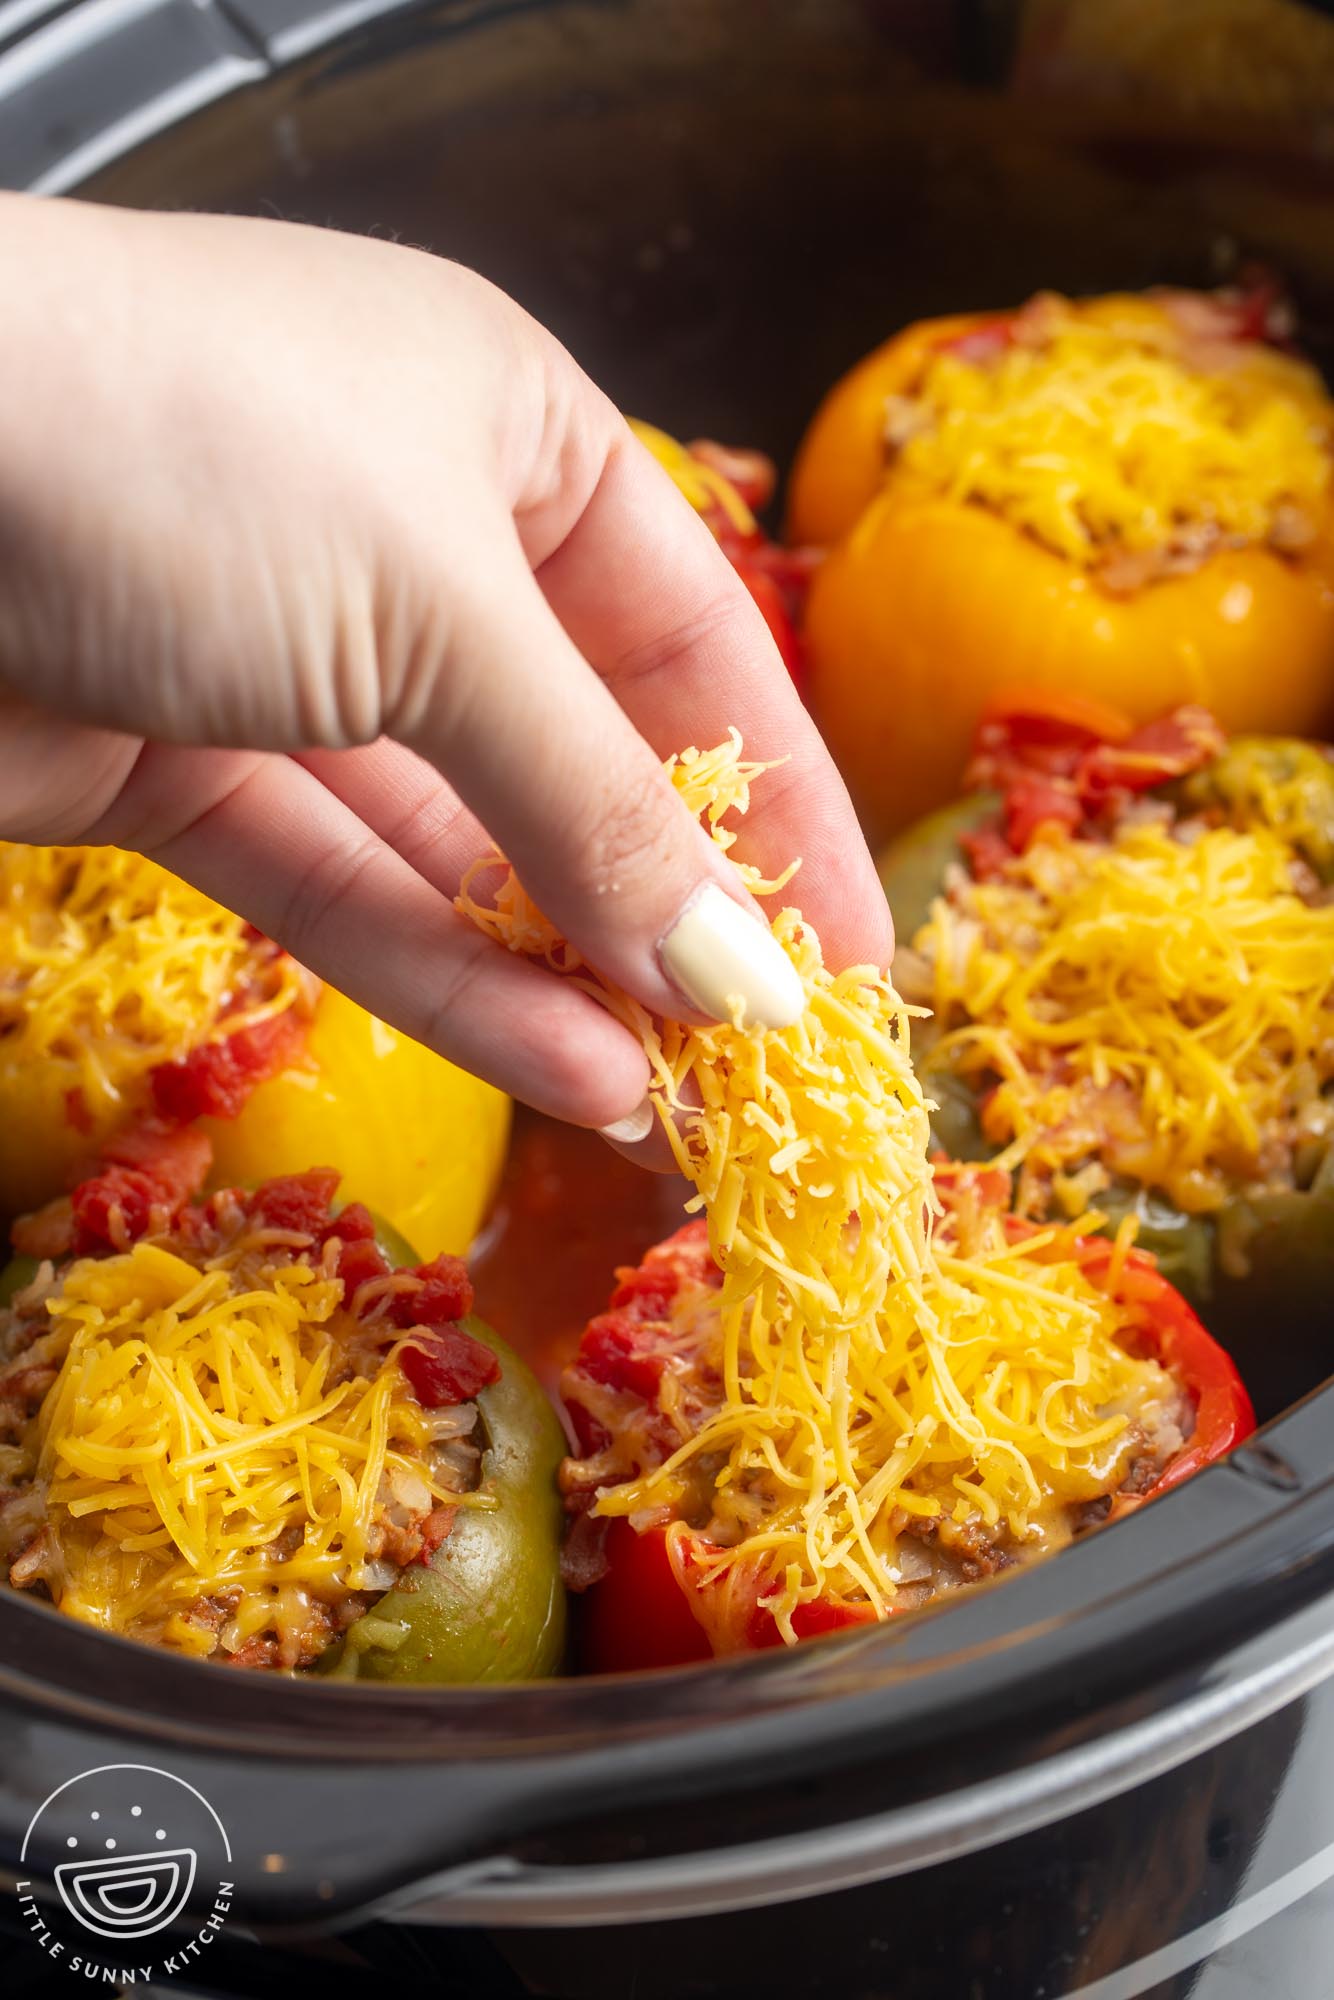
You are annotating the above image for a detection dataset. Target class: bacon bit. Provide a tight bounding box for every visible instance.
[151,1004,309,1122]
[399,1326,499,1409]
[416,1505,458,1564]
[70,1123,213,1254]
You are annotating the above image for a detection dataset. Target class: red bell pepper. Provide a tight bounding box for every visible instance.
[564,1202,1255,1672]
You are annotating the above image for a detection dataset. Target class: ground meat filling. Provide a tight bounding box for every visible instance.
[0,1170,492,1670]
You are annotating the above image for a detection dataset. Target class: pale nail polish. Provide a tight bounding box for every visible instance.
[659,883,806,1031]
[599,1098,656,1145]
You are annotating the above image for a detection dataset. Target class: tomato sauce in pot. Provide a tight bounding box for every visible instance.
[469,1109,691,1413]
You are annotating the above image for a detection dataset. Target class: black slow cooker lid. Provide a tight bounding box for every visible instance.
[1,0,1333,1935]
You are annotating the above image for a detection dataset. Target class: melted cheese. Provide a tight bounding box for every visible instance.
[918,817,1334,1215]
[22,1237,444,1645]
[887,302,1331,564]
[459,735,1174,1635]
[0,844,302,1122]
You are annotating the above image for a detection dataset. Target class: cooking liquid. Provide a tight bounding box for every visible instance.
[469,1108,691,1424]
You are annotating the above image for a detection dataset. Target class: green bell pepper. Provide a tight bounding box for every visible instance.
[0,1207,568,1683]
[326,1312,568,1685]
[875,751,1333,1412]
[877,792,1000,947]
[0,1253,38,1308]
[1172,735,1334,882]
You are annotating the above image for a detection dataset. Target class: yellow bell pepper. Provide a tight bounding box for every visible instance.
[0,843,508,1254]
[204,985,509,1259]
[789,290,1334,841]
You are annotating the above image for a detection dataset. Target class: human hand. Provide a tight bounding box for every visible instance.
[0,195,891,1148]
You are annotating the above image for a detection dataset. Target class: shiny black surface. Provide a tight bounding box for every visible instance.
[3,1402,1334,1924]
[4,1675,1333,1996]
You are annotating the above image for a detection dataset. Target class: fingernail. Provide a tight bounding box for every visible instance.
[659,883,806,1031]
[599,1097,656,1145]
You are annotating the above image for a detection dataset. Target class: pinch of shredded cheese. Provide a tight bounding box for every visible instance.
[0,844,303,1124]
[458,734,1175,1635]
[20,1237,447,1645]
[886,303,1331,565]
[916,817,1334,1217]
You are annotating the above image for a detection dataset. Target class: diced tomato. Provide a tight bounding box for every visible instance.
[1003,776,1084,852]
[71,1123,213,1252]
[336,1236,389,1297]
[959,824,1017,881]
[578,1312,670,1402]
[332,1201,376,1243]
[963,695,1225,861]
[1078,706,1226,803]
[399,1325,500,1409]
[391,1253,475,1329]
[244,1169,342,1239]
[150,1004,308,1123]
[608,1265,682,1320]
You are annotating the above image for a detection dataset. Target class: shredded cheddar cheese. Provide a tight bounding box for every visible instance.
[886,302,1331,565]
[0,844,302,1124]
[915,817,1334,1217]
[460,735,1175,1635]
[13,1235,449,1650]
[630,420,759,535]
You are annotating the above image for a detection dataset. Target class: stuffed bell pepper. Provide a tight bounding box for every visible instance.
[561,1164,1254,1670]
[0,1150,565,1679]
[787,284,1334,838]
[0,843,509,1255]
[879,698,1333,1403]
[631,420,812,688]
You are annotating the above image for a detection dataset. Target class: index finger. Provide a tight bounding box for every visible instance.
[532,427,894,973]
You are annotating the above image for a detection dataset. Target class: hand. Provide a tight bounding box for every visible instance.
[0,195,891,1147]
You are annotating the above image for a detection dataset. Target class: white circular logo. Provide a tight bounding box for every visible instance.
[17,1764,234,1978]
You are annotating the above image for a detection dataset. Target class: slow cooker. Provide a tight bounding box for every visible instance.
[2,5,1334,1995]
